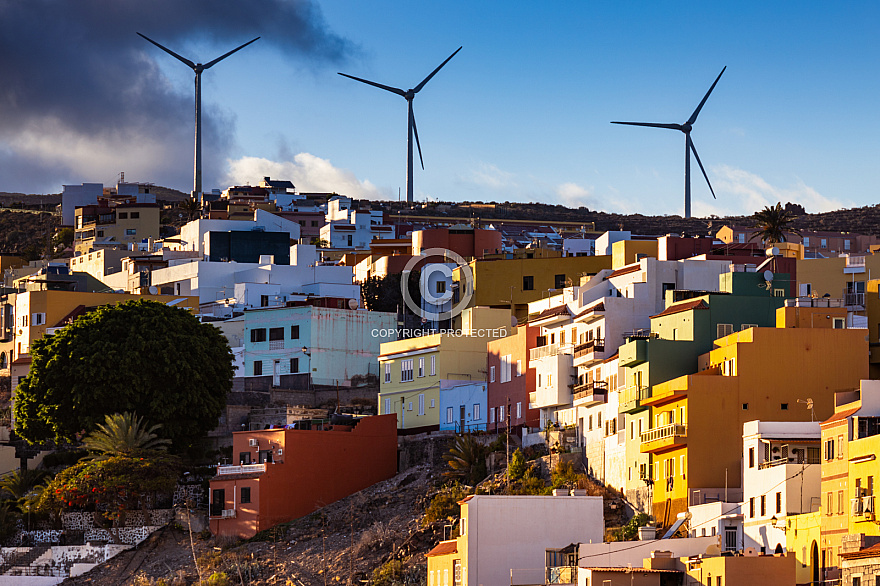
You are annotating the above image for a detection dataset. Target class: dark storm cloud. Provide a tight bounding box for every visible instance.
[0,0,354,192]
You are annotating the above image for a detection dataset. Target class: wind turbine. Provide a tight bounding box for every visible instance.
[137,32,260,202]
[612,67,726,219]
[338,47,462,204]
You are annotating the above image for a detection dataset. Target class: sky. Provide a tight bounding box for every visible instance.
[1,1,879,217]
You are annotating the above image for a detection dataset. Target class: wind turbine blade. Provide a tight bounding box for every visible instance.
[337,73,406,97]
[611,121,684,131]
[137,32,196,69]
[412,46,462,94]
[411,108,425,170]
[203,37,261,70]
[689,139,716,199]
[686,66,726,126]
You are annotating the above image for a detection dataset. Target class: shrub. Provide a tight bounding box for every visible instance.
[508,449,526,481]
[612,513,652,541]
[370,559,404,586]
[423,484,469,527]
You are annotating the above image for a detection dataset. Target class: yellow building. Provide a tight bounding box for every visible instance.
[683,552,796,585]
[797,254,880,309]
[643,310,868,527]
[785,511,822,586]
[377,307,511,433]
[611,239,658,269]
[818,380,880,582]
[865,279,880,379]
[452,255,611,323]
[74,202,161,255]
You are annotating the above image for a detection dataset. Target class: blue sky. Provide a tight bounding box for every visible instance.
[2,1,879,217]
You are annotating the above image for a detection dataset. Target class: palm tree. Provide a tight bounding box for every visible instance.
[178,197,202,222]
[749,202,800,245]
[0,469,47,500]
[83,412,171,460]
[443,434,488,486]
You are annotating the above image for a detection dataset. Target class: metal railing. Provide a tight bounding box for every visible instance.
[530,343,568,361]
[269,340,284,350]
[852,495,874,516]
[620,385,651,410]
[572,381,608,402]
[547,565,577,584]
[217,463,266,476]
[640,423,687,444]
[845,292,865,307]
[574,339,604,359]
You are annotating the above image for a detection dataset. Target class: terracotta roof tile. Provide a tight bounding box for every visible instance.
[606,264,641,279]
[821,406,861,426]
[426,541,458,557]
[574,302,605,320]
[650,299,709,319]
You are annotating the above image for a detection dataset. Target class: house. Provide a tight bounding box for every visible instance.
[208,414,397,538]
[426,492,603,586]
[240,304,396,391]
[73,200,161,256]
[487,321,540,436]
[378,307,511,434]
[320,196,394,250]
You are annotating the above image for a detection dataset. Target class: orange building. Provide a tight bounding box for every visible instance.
[208,414,398,538]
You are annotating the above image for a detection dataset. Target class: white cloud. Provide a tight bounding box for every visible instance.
[555,182,596,209]
[692,165,852,217]
[224,154,389,200]
[461,162,517,191]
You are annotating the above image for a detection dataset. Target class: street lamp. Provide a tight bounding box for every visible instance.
[302,347,311,391]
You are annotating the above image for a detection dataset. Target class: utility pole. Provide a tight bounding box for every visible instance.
[506,396,511,492]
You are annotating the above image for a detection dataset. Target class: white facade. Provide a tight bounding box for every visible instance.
[174,211,301,258]
[688,502,744,551]
[594,231,631,256]
[321,196,392,250]
[460,494,603,586]
[577,536,719,569]
[741,420,821,554]
[148,246,358,306]
[61,183,103,226]
[563,238,595,257]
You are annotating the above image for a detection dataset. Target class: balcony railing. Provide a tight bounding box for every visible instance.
[852,495,875,517]
[530,343,570,361]
[845,292,866,307]
[547,566,577,584]
[269,340,284,350]
[217,463,266,476]
[640,423,687,444]
[574,339,604,359]
[620,385,651,411]
[572,381,608,402]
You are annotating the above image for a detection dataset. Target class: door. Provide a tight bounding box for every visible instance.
[273,360,281,387]
[460,405,466,433]
[724,526,737,551]
[211,489,225,517]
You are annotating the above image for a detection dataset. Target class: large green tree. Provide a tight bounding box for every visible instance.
[14,299,234,452]
[750,202,801,245]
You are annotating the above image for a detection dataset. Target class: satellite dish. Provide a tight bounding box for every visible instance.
[511,315,518,327]
[348,299,359,310]
[148,286,158,295]
[705,544,721,556]
[763,270,774,282]
[744,547,758,557]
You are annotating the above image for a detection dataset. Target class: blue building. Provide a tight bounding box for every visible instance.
[438,380,488,433]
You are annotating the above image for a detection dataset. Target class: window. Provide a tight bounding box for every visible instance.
[118,212,129,219]
[489,408,494,424]
[716,323,734,339]
[781,403,789,410]
[516,359,522,376]
[803,236,810,247]
[261,295,269,307]
[749,447,755,468]
[290,325,300,339]
[446,407,454,424]
[384,398,391,414]
[241,487,251,504]
[430,355,436,376]
[776,491,782,514]
[821,238,827,248]
[774,288,786,297]
[311,220,319,227]
[826,492,833,516]
[522,276,534,291]
[31,313,45,326]
[384,363,391,383]
[760,495,766,516]
[799,283,812,297]
[838,435,844,459]
[838,490,844,514]
[750,497,755,518]
[401,359,414,382]
[473,403,480,420]
[419,394,425,415]
[253,361,263,376]
[250,328,266,343]
[430,399,435,408]
[845,239,851,251]
[418,357,425,377]
[500,355,512,383]
[499,405,505,421]
[347,234,353,246]
[516,402,522,419]
[408,402,412,411]
[290,357,299,373]
[490,366,496,383]
[269,327,284,341]
[435,281,446,294]
[737,233,745,243]
[130,211,140,219]
[554,274,566,290]
[125,228,136,236]
[833,318,845,329]
[742,403,749,410]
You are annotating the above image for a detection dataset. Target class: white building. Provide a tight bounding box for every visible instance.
[320,196,393,249]
[61,182,157,226]
[742,420,821,555]
[171,211,301,258]
[455,493,603,586]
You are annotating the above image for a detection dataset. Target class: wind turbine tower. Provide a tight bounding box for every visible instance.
[137,33,260,202]
[612,67,726,219]
[339,47,461,204]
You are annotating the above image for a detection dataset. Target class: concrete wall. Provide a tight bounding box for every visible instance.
[577,536,718,569]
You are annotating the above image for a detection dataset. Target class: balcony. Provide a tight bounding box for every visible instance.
[573,338,605,367]
[530,343,571,361]
[572,381,608,407]
[619,385,651,413]
[619,337,648,367]
[217,463,266,476]
[529,392,537,409]
[269,340,284,350]
[640,423,687,453]
[852,495,875,518]
[845,291,865,307]
[845,255,866,274]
